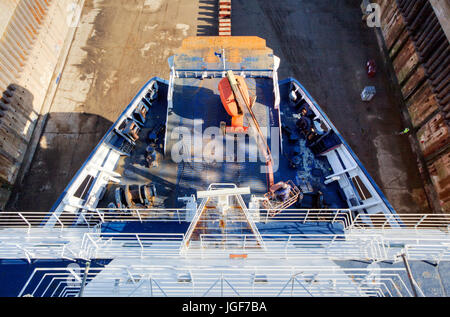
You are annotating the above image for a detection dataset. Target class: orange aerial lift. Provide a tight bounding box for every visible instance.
[218,71,301,216]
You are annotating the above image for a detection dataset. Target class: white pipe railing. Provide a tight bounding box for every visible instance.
[349,213,450,232]
[0,209,354,229]
[19,266,413,297]
[1,231,448,263]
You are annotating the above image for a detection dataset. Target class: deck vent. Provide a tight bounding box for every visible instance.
[177,273,192,283]
[253,274,268,284]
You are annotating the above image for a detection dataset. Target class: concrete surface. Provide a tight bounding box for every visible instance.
[8,0,430,214]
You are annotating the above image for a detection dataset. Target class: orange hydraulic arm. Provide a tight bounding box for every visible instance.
[224,70,275,189]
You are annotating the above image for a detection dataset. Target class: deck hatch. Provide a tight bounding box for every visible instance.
[74,175,95,201]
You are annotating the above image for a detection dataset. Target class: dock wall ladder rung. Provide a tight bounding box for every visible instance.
[219,0,231,36]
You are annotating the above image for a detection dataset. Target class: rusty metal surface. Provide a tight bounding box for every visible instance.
[417,112,450,158]
[428,151,450,212]
[379,0,406,50]
[396,0,449,116]
[392,38,420,84]
[406,79,440,127]
[173,36,274,70]
[377,0,450,213]
[378,0,449,121]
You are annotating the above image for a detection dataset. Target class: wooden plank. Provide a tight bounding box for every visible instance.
[392,38,420,84]
[427,150,450,212]
[417,112,450,158]
[389,28,409,58]
[407,80,440,127]
[401,64,426,99]
[382,4,406,50]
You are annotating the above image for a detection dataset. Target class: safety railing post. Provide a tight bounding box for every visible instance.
[18,213,31,234]
[327,235,338,256]
[221,274,224,297]
[332,211,339,224]
[265,208,270,223]
[136,234,144,259]
[80,213,90,229]
[303,210,310,224]
[382,215,392,231]
[95,209,105,224]
[378,236,387,260]
[351,213,361,230]
[52,213,64,231]
[285,235,292,259]
[136,210,143,223]
[86,234,99,259]
[414,214,428,231]
[344,210,352,229]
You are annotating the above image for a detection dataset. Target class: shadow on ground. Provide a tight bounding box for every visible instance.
[6,112,112,213]
[197,0,218,36]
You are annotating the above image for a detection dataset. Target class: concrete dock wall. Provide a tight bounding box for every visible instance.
[0,0,83,208]
[375,0,450,213]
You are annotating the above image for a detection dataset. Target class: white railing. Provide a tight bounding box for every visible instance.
[403,244,450,262]
[19,266,413,297]
[0,209,189,228]
[186,233,387,260]
[80,233,184,259]
[350,213,450,232]
[0,209,353,229]
[1,230,448,263]
[174,70,274,79]
[2,210,448,232]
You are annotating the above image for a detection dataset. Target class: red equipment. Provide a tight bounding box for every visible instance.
[367,59,376,77]
[218,75,252,133]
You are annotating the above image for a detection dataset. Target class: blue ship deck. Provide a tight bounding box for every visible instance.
[97,76,348,211]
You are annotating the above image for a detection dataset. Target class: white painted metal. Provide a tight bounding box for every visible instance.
[19,265,414,297]
[0,224,449,263]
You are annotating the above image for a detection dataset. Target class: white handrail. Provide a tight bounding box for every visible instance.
[19,266,413,297]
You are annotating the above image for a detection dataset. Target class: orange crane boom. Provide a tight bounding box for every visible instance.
[218,70,301,216]
[221,70,275,189]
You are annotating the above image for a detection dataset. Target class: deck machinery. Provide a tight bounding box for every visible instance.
[0,35,449,297]
[219,70,300,215]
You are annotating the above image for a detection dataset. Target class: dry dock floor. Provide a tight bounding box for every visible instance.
[7,0,430,214]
